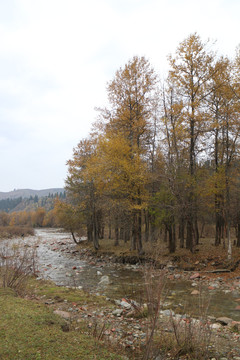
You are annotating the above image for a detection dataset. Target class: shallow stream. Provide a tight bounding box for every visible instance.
[3,228,240,321]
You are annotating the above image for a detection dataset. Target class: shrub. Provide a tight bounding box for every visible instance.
[0,242,37,295]
[0,226,34,239]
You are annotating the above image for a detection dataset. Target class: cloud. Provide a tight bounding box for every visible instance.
[0,0,239,191]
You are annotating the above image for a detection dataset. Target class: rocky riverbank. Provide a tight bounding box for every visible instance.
[4,228,239,359]
[37,233,240,359]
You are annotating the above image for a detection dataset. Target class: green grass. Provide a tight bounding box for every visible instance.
[27,278,112,308]
[0,289,123,360]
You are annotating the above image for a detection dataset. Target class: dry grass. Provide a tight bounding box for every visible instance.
[141,266,213,360]
[0,225,34,239]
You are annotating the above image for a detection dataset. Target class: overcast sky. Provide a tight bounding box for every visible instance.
[0,0,239,192]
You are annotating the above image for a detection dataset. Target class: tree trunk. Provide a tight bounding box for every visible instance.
[144,210,149,242]
[168,224,176,253]
[194,218,199,245]
[131,214,137,250]
[108,223,112,239]
[150,220,156,242]
[87,221,93,243]
[71,232,81,245]
[114,216,119,246]
[136,210,143,255]
[237,223,240,247]
[186,217,193,252]
[179,217,185,248]
[164,226,168,243]
[93,209,99,250]
[120,226,124,241]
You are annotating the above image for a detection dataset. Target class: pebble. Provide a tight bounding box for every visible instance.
[53,310,71,319]
[98,275,110,285]
[120,300,132,310]
[211,323,222,330]
[112,309,123,317]
[190,272,201,280]
[191,290,200,295]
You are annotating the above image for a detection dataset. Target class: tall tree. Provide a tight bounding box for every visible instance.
[168,33,218,252]
[98,56,159,254]
[65,138,101,250]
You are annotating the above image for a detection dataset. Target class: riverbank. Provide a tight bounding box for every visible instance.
[78,235,240,288]
[1,229,240,359]
[0,284,124,360]
[0,274,240,360]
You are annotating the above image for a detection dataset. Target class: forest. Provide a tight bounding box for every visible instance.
[60,33,240,260]
[1,33,239,259]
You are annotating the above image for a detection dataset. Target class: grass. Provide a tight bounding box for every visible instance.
[27,277,112,308]
[0,287,122,360]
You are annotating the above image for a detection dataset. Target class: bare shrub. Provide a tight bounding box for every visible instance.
[0,242,38,294]
[168,311,212,359]
[142,267,213,360]
[143,266,166,360]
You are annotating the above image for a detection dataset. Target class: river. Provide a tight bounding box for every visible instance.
[2,228,240,321]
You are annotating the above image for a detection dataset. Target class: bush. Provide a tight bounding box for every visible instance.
[0,242,37,295]
[0,226,34,239]
[142,266,213,360]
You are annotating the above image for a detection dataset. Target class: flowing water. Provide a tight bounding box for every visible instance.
[2,228,240,321]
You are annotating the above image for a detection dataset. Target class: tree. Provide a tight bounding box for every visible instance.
[54,199,83,243]
[168,33,219,252]
[97,56,159,254]
[65,138,101,250]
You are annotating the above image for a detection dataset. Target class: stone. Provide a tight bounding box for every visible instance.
[174,274,181,279]
[211,323,222,330]
[98,275,110,285]
[216,317,233,326]
[209,282,220,289]
[97,271,102,276]
[191,290,200,295]
[54,310,71,319]
[162,309,174,316]
[120,300,132,310]
[112,309,123,317]
[190,272,200,280]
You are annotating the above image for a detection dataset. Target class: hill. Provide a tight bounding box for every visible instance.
[0,188,64,201]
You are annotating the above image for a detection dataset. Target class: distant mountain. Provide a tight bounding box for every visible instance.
[0,188,65,200]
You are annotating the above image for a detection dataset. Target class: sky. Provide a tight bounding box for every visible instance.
[0,0,239,192]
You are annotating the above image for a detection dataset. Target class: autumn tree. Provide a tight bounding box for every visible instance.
[159,80,190,250]
[54,199,84,243]
[167,33,221,252]
[96,56,159,254]
[65,138,102,250]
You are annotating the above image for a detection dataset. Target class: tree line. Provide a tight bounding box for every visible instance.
[0,208,58,228]
[60,33,240,258]
[0,192,66,213]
